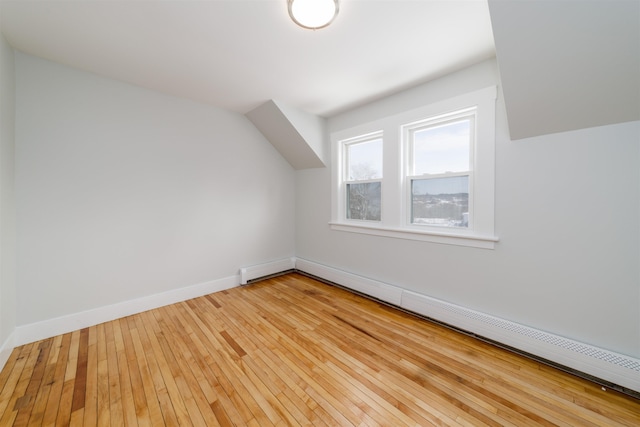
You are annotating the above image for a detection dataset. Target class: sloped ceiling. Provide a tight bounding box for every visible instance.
[246,100,327,170]
[1,0,637,146]
[0,0,495,117]
[488,0,640,140]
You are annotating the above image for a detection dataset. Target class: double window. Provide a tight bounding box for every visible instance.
[331,86,497,249]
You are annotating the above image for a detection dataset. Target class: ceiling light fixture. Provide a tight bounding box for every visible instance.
[288,0,339,30]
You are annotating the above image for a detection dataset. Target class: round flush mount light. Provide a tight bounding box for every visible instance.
[288,0,339,30]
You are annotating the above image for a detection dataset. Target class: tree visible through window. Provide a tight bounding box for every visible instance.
[344,135,382,221]
[331,86,497,249]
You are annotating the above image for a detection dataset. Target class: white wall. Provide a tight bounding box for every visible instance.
[0,19,17,359]
[296,59,640,358]
[16,53,295,326]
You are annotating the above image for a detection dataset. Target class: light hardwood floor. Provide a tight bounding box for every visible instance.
[0,273,638,426]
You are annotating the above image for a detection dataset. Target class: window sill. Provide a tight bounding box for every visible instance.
[329,222,498,249]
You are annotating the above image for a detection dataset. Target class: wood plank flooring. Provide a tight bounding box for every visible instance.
[0,273,638,426]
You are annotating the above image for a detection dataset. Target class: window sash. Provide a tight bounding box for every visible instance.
[330,86,497,249]
[404,109,476,230]
[346,181,382,221]
[408,116,473,177]
[343,132,383,182]
[409,174,470,228]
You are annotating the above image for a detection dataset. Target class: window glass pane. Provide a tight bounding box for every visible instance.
[413,120,470,175]
[347,182,381,221]
[347,138,382,180]
[412,176,468,227]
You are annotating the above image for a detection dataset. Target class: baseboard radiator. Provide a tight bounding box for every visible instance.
[294,258,640,396]
[239,257,296,285]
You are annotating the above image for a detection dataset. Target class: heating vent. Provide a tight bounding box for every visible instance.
[423,296,640,372]
[240,258,296,285]
[401,290,640,393]
[294,258,640,394]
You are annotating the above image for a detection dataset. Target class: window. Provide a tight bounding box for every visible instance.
[331,86,498,249]
[405,109,475,228]
[344,133,383,221]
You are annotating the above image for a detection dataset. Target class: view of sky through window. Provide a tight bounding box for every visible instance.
[412,120,470,175]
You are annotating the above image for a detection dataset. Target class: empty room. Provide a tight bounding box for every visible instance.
[0,0,638,425]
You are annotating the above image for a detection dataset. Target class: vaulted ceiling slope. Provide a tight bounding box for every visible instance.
[0,0,495,117]
[0,1,637,146]
[246,100,327,169]
[488,0,640,140]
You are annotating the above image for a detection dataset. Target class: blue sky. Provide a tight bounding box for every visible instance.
[412,119,470,175]
[346,119,470,183]
[347,137,383,180]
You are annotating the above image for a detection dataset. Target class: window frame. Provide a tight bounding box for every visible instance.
[403,108,476,231]
[330,86,498,249]
[339,131,384,224]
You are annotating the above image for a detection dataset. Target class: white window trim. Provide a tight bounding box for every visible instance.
[341,131,383,222]
[403,108,476,230]
[331,86,498,249]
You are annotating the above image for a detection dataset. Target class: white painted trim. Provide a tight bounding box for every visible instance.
[329,222,498,249]
[331,86,497,249]
[15,275,239,346]
[9,258,640,393]
[401,290,640,393]
[0,332,15,372]
[240,257,296,284]
[294,258,640,393]
[295,258,403,306]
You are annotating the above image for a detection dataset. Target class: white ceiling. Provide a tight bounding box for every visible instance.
[0,0,496,117]
[489,0,640,140]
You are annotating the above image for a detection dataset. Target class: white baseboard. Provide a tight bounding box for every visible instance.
[7,257,640,394]
[12,257,294,347]
[295,258,403,305]
[240,257,296,284]
[0,332,15,372]
[294,258,640,394]
[15,274,239,346]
